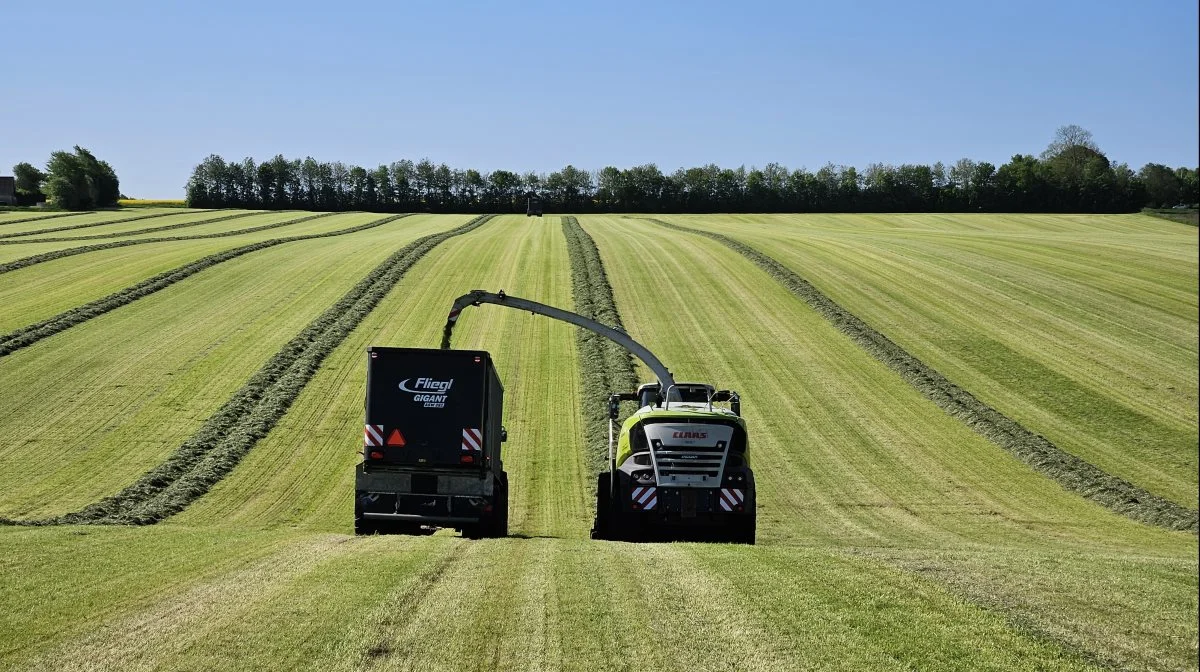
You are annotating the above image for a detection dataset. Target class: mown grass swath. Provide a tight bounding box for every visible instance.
[0,211,94,226]
[643,217,1199,532]
[0,208,201,240]
[0,211,332,275]
[0,213,408,358]
[0,211,263,243]
[561,216,639,474]
[0,214,496,526]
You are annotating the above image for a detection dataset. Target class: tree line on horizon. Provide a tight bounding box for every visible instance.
[187,126,1196,214]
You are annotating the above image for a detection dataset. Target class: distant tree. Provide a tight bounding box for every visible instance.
[1041,125,1106,189]
[485,169,521,212]
[349,166,368,208]
[1041,124,1100,159]
[462,169,485,211]
[45,148,111,210]
[12,162,47,205]
[372,164,394,211]
[1178,167,1199,204]
[1139,163,1183,207]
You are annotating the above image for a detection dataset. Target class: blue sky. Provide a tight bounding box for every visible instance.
[4,0,1197,197]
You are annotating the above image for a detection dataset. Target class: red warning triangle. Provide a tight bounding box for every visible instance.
[386,428,406,447]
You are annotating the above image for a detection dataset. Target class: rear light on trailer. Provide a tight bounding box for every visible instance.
[369,451,384,460]
[461,455,475,464]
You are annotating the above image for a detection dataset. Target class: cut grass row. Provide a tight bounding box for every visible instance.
[0,210,190,240]
[0,213,402,358]
[647,213,1199,509]
[2,215,496,525]
[0,210,260,243]
[0,210,97,226]
[0,215,468,519]
[0,212,383,332]
[0,208,203,239]
[560,215,640,476]
[0,210,298,274]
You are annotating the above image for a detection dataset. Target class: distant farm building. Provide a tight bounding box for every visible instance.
[0,177,15,206]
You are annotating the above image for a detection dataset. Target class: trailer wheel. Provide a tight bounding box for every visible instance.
[488,473,509,538]
[354,501,375,536]
[591,472,613,540]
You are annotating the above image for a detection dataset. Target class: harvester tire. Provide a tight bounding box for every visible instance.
[591,472,613,540]
[733,516,756,545]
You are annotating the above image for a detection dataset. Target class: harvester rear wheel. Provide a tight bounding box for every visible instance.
[591,472,613,540]
[731,516,756,545]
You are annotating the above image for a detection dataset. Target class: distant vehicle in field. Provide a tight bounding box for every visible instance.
[526,194,543,217]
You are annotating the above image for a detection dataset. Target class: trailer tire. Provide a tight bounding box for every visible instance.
[488,473,509,538]
[591,472,613,540]
[354,501,375,535]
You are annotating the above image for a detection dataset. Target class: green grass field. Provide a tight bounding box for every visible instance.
[0,212,1195,671]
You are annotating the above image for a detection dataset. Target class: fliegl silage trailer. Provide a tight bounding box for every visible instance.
[442,290,756,544]
[354,347,508,538]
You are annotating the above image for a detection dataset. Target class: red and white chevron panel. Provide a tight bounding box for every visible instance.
[364,424,384,447]
[461,427,483,452]
[631,486,657,510]
[718,488,745,511]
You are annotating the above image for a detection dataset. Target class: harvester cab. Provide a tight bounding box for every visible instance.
[441,289,756,544]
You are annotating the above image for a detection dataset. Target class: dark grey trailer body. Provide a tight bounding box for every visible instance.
[355,347,508,537]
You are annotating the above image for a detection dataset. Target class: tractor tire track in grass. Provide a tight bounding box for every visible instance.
[0,213,408,359]
[644,217,1199,532]
[0,208,201,240]
[0,211,324,275]
[561,216,640,475]
[0,214,496,527]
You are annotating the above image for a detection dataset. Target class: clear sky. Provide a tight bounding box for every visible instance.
[4,0,1197,197]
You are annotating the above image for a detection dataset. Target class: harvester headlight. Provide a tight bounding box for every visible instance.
[632,471,655,485]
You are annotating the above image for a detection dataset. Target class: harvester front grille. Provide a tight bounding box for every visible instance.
[652,447,725,478]
[642,423,736,488]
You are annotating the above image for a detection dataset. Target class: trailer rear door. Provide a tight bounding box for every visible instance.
[365,347,489,468]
